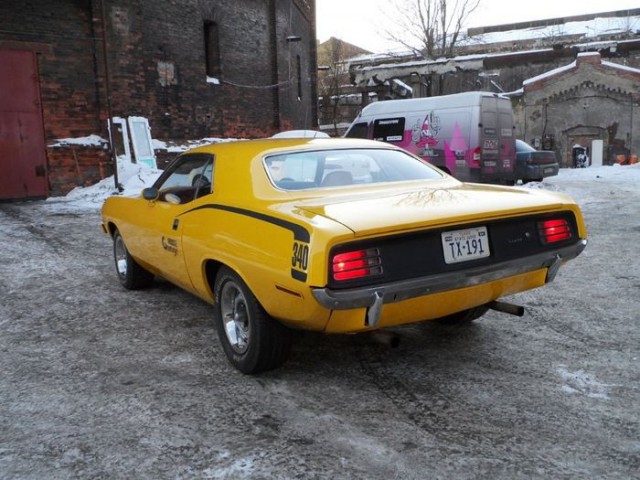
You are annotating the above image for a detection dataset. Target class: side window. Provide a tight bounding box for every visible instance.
[265,153,320,190]
[373,117,405,143]
[155,154,214,204]
[345,122,368,139]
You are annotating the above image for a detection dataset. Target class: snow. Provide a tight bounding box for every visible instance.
[152,137,238,153]
[522,60,576,86]
[462,15,640,46]
[522,52,640,87]
[45,156,162,212]
[49,134,108,148]
[557,365,613,400]
[601,59,640,74]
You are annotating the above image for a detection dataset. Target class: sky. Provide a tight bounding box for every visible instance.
[316,0,640,52]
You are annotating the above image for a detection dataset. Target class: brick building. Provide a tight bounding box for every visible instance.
[0,0,317,199]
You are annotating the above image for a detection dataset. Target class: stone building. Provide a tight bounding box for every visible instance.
[512,52,640,167]
[0,0,317,199]
[344,8,640,165]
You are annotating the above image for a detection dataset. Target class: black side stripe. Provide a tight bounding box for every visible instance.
[181,204,311,243]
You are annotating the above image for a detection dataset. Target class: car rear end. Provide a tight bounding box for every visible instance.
[516,140,560,182]
[525,150,559,181]
[292,181,587,333]
[313,207,585,332]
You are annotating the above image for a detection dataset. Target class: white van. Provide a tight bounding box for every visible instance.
[345,92,516,184]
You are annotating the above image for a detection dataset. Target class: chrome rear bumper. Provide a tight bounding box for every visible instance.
[312,239,587,327]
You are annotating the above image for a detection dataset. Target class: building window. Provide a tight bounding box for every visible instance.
[204,21,221,79]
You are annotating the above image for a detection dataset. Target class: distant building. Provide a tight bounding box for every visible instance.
[512,52,640,168]
[344,8,640,166]
[0,0,317,199]
[317,37,372,136]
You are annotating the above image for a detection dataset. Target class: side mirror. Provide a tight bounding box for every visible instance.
[142,187,159,201]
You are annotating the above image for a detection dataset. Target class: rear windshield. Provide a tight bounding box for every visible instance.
[516,139,536,153]
[264,148,444,191]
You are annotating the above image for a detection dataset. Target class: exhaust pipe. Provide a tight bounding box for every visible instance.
[489,300,525,317]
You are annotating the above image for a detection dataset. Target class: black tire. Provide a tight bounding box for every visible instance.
[435,305,489,326]
[213,267,292,374]
[113,230,154,290]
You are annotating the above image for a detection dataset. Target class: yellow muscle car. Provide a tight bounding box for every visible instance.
[101,138,587,373]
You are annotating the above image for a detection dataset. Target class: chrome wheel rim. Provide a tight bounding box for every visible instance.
[114,236,128,279]
[220,281,250,354]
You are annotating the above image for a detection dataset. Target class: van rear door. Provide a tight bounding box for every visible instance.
[479,96,515,183]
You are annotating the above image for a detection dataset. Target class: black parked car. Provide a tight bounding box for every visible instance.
[515,140,559,183]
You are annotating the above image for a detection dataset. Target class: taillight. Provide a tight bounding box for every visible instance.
[471,147,481,167]
[332,248,382,281]
[538,219,572,244]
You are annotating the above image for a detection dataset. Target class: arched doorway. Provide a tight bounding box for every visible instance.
[564,126,606,168]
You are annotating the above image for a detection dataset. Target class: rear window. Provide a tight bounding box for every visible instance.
[264,148,443,191]
[372,117,405,143]
[516,139,536,153]
[345,122,368,139]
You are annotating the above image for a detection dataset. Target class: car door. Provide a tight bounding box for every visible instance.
[133,153,214,290]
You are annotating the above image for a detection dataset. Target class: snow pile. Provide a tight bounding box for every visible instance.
[45,136,239,212]
[537,163,640,200]
[152,137,236,153]
[49,134,108,148]
[45,156,162,212]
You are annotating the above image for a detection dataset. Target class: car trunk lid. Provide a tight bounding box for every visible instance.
[295,182,568,238]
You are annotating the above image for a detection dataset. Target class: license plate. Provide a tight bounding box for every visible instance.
[442,226,490,264]
[544,167,554,174]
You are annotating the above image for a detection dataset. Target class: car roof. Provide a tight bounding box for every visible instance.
[184,137,391,158]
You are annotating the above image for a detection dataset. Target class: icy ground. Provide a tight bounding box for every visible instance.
[1,160,639,479]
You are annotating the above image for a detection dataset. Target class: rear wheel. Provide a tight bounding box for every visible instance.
[113,230,154,290]
[435,305,489,326]
[214,267,292,374]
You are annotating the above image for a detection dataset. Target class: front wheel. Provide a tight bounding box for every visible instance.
[113,230,154,290]
[213,267,292,374]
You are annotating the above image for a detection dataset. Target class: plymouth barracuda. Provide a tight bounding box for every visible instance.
[101,138,587,373]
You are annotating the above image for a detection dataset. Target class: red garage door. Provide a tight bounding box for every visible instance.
[0,50,47,200]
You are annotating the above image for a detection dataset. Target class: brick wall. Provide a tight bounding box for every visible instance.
[46,146,112,194]
[0,0,317,197]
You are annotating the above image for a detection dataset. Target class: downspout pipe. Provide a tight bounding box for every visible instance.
[99,0,121,191]
[268,0,281,131]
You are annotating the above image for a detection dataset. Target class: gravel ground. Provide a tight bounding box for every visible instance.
[1,170,639,479]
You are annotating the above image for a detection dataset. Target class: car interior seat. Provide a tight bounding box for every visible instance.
[321,170,353,187]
